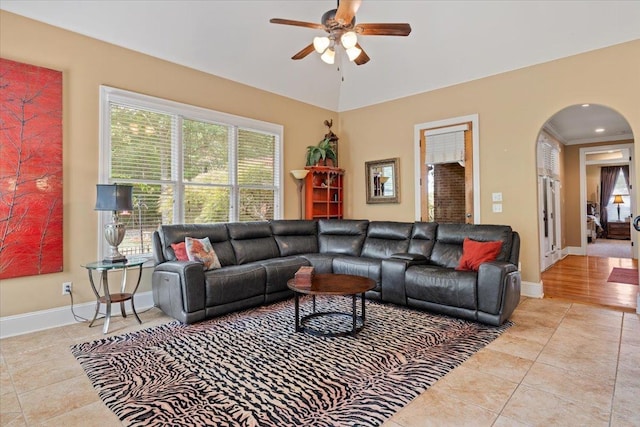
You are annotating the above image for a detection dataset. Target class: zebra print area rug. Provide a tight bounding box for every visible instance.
[71,297,510,426]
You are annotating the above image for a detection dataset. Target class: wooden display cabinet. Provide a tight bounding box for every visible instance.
[304,166,344,220]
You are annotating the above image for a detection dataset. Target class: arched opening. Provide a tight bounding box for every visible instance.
[536,104,638,311]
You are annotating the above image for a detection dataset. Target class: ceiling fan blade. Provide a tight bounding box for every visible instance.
[335,0,362,26]
[354,43,370,65]
[270,18,324,30]
[291,43,316,60]
[356,23,412,36]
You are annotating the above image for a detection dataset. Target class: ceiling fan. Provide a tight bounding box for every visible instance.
[270,0,411,66]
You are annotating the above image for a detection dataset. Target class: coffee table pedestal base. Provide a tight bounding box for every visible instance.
[294,293,367,337]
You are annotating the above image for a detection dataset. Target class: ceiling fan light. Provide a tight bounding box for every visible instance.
[313,36,330,53]
[341,31,358,49]
[346,46,362,62]
[320,48,335,64]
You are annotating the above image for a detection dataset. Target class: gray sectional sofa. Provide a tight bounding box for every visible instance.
[151,219,521,326]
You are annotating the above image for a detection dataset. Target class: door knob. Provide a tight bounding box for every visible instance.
[634,216,640,232]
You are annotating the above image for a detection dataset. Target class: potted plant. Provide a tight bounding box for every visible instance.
[306,137,337,167]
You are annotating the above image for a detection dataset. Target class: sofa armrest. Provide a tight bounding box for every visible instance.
[381,258,408,305]
[390,253,428,263]
[152,261,206,323]
[382,254,429,305]
[477,261,520,321]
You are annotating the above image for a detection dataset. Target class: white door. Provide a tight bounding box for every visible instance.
[539,175,561,270]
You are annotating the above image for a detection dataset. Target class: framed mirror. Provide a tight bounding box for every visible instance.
[366,158,399,204]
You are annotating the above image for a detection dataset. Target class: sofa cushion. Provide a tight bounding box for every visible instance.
[332,256,381,292]
[361,221,413,259]
[204,264,266,306]
[270,220,318,256]
[300,253,335,274]
[405,265,478,310]
[185,237,221,270]
[170,242,188,261]
[318,219,368,256]
[430,224,512,268]
[408,222,438,259]
[456,238,503,271]
[158,223,235,266]
[228,221,280,264]
[260,256,310,297]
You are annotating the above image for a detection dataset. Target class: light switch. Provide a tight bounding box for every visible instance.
[492,203,503,213]
[492,192,503,202]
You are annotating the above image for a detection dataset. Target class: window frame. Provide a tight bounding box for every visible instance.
[98,86,283,260]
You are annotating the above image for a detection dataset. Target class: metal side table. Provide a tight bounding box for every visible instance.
[82,257,147,334]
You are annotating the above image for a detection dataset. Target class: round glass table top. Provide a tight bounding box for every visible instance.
[83,257,149,270]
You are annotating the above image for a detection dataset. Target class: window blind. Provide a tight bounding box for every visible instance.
[537,133,560,179]
[100,86,283,258]
[424,124,468,165]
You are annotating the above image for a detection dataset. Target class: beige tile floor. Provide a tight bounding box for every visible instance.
[1,297,638,426]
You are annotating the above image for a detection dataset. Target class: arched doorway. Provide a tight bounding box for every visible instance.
[537,104,638,311]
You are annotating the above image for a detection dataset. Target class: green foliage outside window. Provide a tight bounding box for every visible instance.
[108,104,278,256]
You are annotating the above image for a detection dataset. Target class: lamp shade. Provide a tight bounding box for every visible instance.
[320,48,335,64]
[95,184,133,211]
[291,169,310,180]
[346,46,362,62]
[313,36,330,53]
[341,31,358,49]
[613,194,625,204]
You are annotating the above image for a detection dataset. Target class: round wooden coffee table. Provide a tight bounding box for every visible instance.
[287,273,376,337]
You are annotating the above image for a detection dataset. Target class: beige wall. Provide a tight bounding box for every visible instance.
[339,39,640,285]
[1,10,639,318]
[586,166,600,204]
[0,12,336,317]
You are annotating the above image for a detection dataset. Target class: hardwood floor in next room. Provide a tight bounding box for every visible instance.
[542,255,638,312]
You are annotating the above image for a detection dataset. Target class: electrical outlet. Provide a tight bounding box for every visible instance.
[62,282,72,295]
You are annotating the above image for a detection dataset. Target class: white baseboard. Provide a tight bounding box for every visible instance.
[566,245,584,256]
[521,280,544,298]
[0,291,155,339]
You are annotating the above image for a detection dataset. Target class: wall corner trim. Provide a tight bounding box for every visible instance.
[521,280,544,298]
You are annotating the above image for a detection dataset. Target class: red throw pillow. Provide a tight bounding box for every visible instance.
[456,238,503,271]
[170,242,189,261]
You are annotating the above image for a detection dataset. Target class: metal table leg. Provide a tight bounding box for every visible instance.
[129,264,143,324]
[101,270,112,335]
[351,294,357,336]
[361,292,366,322]
[294,292,300,332]
[87,269,101,328]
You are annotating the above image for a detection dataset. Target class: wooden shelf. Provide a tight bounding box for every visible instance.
[305,166,344,220]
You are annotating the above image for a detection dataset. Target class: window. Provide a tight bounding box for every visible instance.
[99,87,282,258]
[606,169,630,221]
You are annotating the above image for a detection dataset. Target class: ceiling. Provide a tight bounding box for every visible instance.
[545,104,634,145]
[2,1,639,141]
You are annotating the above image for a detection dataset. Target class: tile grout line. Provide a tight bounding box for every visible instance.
[608,313,626,427]
[492,301,579,426]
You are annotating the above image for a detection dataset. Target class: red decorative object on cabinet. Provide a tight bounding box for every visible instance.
[304,166,344,219]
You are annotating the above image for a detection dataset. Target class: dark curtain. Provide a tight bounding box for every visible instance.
[600,166,621,236]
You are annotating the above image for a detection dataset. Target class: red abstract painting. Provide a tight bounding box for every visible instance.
[0,58,63,279]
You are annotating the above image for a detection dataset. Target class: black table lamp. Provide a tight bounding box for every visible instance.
[95,184,133,263]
